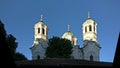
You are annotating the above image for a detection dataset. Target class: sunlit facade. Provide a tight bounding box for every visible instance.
[82,12,97,42]
[30,12,101,61]
[30,15,48,60]
[62,25,77,45]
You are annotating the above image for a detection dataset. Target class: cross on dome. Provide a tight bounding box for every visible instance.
[40,14,43,21]
[88,11,91,19]
[68,24,70,31]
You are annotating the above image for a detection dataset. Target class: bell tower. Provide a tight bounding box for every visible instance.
[82,12,101,61]
[82,12,97,42]
[34,15,48,41]
[30,15,48,60]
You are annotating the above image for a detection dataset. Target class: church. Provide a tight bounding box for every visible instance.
[30,12,101,61]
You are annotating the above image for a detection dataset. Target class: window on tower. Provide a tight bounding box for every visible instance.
[46,30,48,35]
[42,28,45,35]
[38,28,40,33]
[94,26,95,31]
[85,26,87,32]
[89,25,92,31]
[94,22,96,31]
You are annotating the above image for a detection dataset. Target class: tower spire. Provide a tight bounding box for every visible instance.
[40,14,43,21]
[68,24,70,31]
[88,11,90,19]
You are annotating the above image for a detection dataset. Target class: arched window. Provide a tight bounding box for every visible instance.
[85,26,87,32]
[94,22,96,31]
[46,30,48,35]
[37,55,40,60]
[90,55,93,61]
[94,26,95,32]
[42,28,45,35]
[89,25,92,31]
[38,28,40,33]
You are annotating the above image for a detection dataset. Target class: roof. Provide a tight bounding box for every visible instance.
[83,18,96,25]
[34,15,47,27]
[62,31,74,37]
[83,11,96,25]
[35,21,44,26]
[83,40,101,48]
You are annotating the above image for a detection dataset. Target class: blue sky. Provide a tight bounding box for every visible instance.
[0,0,120,62]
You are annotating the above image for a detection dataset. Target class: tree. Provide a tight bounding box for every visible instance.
[6,34,27,61]
[6,34,18,57]
[0,20,27,61]
[46,36,73,58]
[0,20,16,67]
[14,52,27,61]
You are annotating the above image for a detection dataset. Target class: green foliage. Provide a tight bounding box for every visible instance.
[46,36,73,58]
[0,20,7,39]
[6,34,28,61]
[0,20,15,66]
[6,34,18,56]
[14,52,27,61]
[0,20,27,61]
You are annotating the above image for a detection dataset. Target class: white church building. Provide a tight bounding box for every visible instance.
[30,12,101,61]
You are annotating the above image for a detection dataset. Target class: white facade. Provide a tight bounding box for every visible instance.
[82,12,97,42]
[71,45,83,59]
[30,12,101,61]
[30,43,46,60]
[30,15,48,60]
[82,40,100,61]
[34,18,48,41]
[81,12,101,61]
